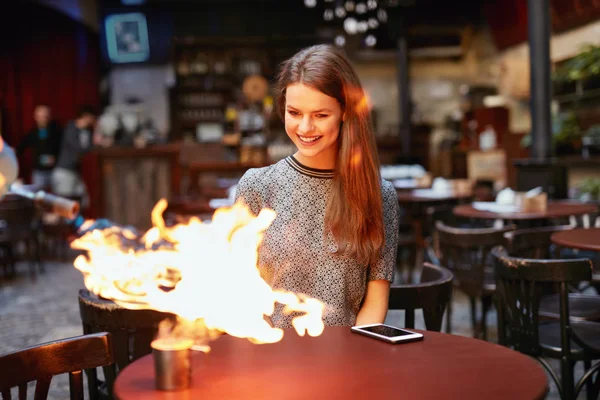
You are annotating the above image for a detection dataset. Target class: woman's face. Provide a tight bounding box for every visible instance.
[284,83,343,170]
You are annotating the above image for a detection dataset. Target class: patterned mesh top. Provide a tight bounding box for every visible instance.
[234,155,400,328]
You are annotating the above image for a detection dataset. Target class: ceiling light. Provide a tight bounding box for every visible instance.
[335,6,347,18]
[345,1,355,12]
[365,34,377,47]
[334,35,346,47]
[304,0,317,7]
[357,21,368,33]
[367,0,378,9]
[323,9,334,20]
[368,17,379,29]
[355,2,367,14]
[377,8,388,22]
[343,17,358,35]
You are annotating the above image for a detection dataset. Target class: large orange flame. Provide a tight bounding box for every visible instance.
[72,200,324,351]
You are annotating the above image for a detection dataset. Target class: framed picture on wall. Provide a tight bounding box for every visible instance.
[105,13,150,63]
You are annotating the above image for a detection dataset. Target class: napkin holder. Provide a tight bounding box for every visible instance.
[451,179,472,194]
[515,192,547,212]
[415,173,432,188]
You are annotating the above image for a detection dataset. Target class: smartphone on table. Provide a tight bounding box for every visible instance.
[351,323,424,344]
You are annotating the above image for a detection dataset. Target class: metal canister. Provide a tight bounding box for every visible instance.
[152,338,193,391]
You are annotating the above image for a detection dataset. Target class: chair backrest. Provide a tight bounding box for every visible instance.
[0,332,113,400]
[435,221,514,297]
[78,289,174,399]
[388,263,453,331]
[491,247,592,357]
[426,204,458,227]
[503,225,573,259]
[0,195,38,241]
[570,209,599,229]
[423,204,456,240]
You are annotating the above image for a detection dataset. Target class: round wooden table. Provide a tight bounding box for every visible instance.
[552,227,600,284]
[551,227,600,252]
[454,201,598,222]
[114,327,548,400]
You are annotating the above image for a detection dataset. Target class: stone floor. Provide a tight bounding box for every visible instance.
[0,260,592,399]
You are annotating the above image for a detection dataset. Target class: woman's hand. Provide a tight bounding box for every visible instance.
[355,279,390,326]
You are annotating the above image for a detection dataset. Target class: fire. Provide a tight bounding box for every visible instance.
[355,90,373,114]
[72,200,325,351]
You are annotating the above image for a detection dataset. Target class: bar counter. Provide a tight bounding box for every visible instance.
[81,143,182,229]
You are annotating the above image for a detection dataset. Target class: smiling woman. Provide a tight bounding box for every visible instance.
[284,83,343,170]
[235,44,399,329]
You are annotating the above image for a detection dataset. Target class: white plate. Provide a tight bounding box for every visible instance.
[392,179,417,189]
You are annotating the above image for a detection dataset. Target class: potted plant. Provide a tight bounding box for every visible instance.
[553,44,600,96]
[520,111,582,155]
[576,177,600,202]
[582,124,600,156]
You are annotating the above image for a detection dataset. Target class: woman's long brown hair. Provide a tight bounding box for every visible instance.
[275,44,384,266]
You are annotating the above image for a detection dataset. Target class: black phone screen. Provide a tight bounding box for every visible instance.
[360,325,415,337]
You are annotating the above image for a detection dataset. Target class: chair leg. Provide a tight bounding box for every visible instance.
[481,295,493,342]
[575,360,600,400]
[27,239,38,280]
[537,356,564,400]
[445,294,453,334]
[35,234,44,274]
[592,368,600,400]
[469,297,478,338]
[584,360,595,400]
[561,357,576,400]
[406,246,417,284]
[6,244,16,278]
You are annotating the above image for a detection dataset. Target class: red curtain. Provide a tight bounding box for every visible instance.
[0,2,101,182]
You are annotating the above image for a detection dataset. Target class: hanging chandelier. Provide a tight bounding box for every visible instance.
[304,0,398,48]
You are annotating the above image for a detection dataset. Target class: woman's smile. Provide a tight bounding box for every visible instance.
[296,134,323,145]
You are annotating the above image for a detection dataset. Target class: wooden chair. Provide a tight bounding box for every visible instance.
[388,262,453,332]
[78,289,174,399]
[396,209,418,283]
[504,225,572,259]
[424,204,471,266]
[435,221,515,339]
[0,194,42,279]
[0,332,113,400]
[492,247,600,400]
[504,226,600,323]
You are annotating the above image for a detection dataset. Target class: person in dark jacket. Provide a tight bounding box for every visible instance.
[16,104,62,190]
[51,105,97,205]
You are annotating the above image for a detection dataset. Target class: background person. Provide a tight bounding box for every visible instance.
[16,104,62,190]
[52,105,97,206]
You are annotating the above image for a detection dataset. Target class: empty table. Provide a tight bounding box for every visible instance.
[454,201,597,227]
[552,227,600,283]
[115,327,548,400]
[551,228,600,253]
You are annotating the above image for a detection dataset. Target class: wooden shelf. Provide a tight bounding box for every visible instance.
[178,120,224,128]
[554,87,600,105]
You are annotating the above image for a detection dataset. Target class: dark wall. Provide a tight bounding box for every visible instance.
[0,1,100,180]
[99,0,324,66]
[171,0,323,38]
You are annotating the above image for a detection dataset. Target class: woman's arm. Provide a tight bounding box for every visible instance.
[355,279,390,326]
